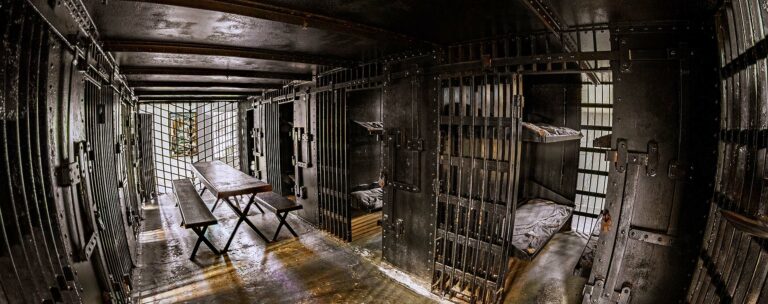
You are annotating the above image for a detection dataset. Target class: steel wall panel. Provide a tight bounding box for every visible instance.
[687,0,768,302]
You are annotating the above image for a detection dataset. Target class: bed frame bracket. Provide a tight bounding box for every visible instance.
[628,227,675,247]
[56,161,82,186]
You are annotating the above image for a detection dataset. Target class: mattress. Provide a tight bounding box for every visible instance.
[350,186,384,211]
[512,198,573,256]
[522,122,581,137]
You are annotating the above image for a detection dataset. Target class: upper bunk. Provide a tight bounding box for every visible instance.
[522,122,582,143]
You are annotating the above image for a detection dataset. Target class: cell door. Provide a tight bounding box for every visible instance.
[380,68,438,279]
[294,93,319,224]
[431,73,523,303]
[245,108,256,176]
[251,103,268,182]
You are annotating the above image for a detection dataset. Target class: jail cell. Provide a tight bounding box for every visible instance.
[687,0,768,302]
[138,102,240,194]
[432,73,523,303]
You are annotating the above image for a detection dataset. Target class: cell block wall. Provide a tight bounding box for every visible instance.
[139,102,241,194]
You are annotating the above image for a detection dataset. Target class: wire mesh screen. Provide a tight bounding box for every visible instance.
[138,101,241,194]
[573,82,613,234]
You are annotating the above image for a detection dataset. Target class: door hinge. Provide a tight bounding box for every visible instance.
[80,232,98,262]
[55,161,82,186]
[395,218,405,239]
[583,279,631,304]
[628,227,675,247]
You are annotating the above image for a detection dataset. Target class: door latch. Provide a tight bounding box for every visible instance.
[604,139,658,176]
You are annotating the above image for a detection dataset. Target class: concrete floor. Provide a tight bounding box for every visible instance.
[503,233,587,304]
[132,194,431,303]
[132,194,586,303]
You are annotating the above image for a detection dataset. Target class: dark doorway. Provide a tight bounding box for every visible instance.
[347,89,385,253]
[279,102,296,196]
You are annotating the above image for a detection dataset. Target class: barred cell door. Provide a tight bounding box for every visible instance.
[317,90,347,237]
[432,73,523,303]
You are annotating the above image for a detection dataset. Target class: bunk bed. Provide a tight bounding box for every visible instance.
[522,122,582,143]
[350,182,384,211]
[511,122,581,260]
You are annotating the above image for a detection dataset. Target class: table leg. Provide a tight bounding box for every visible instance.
[222,196,270,252]
[210,198,221,212]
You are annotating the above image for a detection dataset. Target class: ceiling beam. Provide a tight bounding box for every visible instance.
[121,66,313,81]
[104,40,354,66]
[134,90,260,96]
[138,96,248,103]
[126,0,427,46]
[519,0,601,84]
[130,81,282,89]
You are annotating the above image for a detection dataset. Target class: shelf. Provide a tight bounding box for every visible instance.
[352,120,384,135]
[522,122,582,143]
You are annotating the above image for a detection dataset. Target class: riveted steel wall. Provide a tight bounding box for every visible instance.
[0,0,144,302]
[687,0,768,302]
[0,2,79,302]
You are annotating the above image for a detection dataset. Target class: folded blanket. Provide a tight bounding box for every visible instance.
[523,122,581,137]
[512,199,573,255]
[350,187,384,211]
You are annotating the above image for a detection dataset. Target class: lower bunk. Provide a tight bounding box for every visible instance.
[349,182,384,241]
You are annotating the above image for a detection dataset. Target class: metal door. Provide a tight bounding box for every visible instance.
[380,65,440,279]
[245,108,256,176]
[251,102,268,182]
[295,92,319,224]
[431,73,523,303]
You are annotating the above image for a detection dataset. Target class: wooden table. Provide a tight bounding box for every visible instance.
[192,160,272,251]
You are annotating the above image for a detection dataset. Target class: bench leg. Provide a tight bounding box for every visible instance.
[190,226,220,260]
[223,196,269,252]
[210,198,221,212]
[199,187,207,197]
[272,211,299,242]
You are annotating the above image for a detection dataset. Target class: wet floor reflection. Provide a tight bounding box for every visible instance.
[133,194,431,303]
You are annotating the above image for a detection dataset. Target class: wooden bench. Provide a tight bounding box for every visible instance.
[173,179,220,259]
[254,192,303,241]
